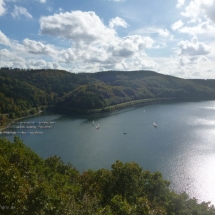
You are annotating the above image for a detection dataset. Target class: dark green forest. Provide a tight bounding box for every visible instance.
[1,137,215,215]
[1,67,215,126]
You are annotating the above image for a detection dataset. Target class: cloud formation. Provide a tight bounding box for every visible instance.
[0,0,214,78]
[0,0,6,16]
[109,17,129,29]
[38,10,156,71]
[12,5,32,19]
[178,37,211,56]
[181,0,215,23]
[172,20,184,31]
[176,0,185,8]
[0,30,11,46]
[179,21,215,35]
[23,39,57,56]
[0,47,61,69]
[40,11,115,44]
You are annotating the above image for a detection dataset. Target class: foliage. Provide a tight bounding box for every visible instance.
[0,75,51,125]
[1,68,215,119]
[0,137,215,214]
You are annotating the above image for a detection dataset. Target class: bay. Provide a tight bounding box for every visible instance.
[2,100,215,204]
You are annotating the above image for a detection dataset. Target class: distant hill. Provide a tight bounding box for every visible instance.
[0,68,215,123]
[56,70,215,114]
[190,79,215,91]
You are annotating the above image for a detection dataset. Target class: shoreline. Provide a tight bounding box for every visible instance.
[0,111,43,132]
[1,97,214,131]
[53,96,214,116]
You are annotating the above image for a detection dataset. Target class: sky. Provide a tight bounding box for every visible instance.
[0,0,215,79]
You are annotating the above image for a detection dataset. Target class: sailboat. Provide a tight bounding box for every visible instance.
[96,123,99,129]
[92,120,94,125]
[153,122,157,127]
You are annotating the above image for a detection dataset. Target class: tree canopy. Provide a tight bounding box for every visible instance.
[1,68,215,125]
[0,137,215,214]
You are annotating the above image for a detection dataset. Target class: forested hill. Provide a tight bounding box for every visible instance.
[190,79,215,91]
[0,68,215,123]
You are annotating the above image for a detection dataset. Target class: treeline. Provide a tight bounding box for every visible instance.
[0,68,215,125]
[0,137,215,214]
[0,76,51,125]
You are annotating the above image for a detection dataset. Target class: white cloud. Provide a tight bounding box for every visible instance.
[177,55,210,67]
[26,59,47,68]
[133,27,172,38]
[40,0,46,3]
[22,38,57,56]
[39,10,156,71]
[12,5,32,19]
[40,11,116,45]
[178,37,211,56]
[57,35,149,66]
[155,54,215,79]
[58,48,77,63]
[0,49,24,66]
[173,0,215,42]
[180,0,215,23]
[128,55,159,71]
[181,0,201,21]
[58,44,114,65]
[0,48,62,70]
[0,30,11,46]
[111,35,154,58]
[109,17,129,29]
[202,0,215,23]
[155,42,167,49]
[176,0,185,8]
[0,48,15,59]
[172,20,184,30]
[179,21,215,35]
[0,0,6,16]
[56,34,155,72]
[157,29,171,38]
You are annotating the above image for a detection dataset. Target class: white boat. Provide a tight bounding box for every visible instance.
[92,120,94,125]
[96,123,99,129]
[153,122,157,127]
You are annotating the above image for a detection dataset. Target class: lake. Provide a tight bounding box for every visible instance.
[2,100,215,205]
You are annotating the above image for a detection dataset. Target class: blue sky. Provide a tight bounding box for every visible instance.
[0,0,215,79]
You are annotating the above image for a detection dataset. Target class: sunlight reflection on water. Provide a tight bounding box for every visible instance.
[187,117,215,126]
[170,126,215,204]
[189,153,215,204]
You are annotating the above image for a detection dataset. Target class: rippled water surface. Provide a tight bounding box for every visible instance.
[3,101,215,204]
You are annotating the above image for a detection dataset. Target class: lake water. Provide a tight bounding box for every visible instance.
[2,100,215,205]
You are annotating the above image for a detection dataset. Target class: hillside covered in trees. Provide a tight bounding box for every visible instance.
[1,137,215,214]
[0,67,215,125]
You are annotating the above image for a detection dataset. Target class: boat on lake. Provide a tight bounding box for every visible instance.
[153,122,157,127]
[96,123,100,129]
